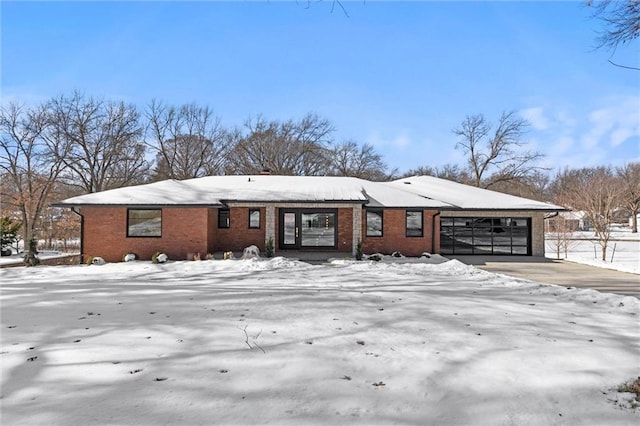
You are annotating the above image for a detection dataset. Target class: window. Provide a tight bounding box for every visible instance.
[249,209,260,229]
[366,210,383,237]
[406,210,423,237]
[127,209,161,237]
[218,209,230,228]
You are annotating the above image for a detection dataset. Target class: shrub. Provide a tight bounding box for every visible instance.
[618,377,640,403]
[123,253,138,262]
[152,252,168,264]
[265,236,274,258]
[86,256,105,265]
[355,240,363,261]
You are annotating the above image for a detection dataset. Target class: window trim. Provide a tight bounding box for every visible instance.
[248,209,261,229]
[127,208,162,238]
[366,209,384,237]
[406,210,424,238]
[218,208,230,229]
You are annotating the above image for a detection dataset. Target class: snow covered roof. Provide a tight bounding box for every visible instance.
[55,175,450,208]
[390,176,564,211]
[55,175,562,211]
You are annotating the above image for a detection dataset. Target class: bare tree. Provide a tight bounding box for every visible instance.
[589,1,640,49]
[49,92,148,193]
[228,113,334,175]
[0,102,69,265]
[588,0,640,69]
[453,110,545,189]
[556,166,622,261]
[402,163,471,183]
[490,170,552,201]
[330,140,395,181]
[617,161,640,233]
[546,213,579,260]
[146,100,230,180]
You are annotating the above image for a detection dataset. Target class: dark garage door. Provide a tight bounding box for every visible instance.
[440,217,531,255]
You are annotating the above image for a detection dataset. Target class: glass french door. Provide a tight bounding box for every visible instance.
[279,209,337,249]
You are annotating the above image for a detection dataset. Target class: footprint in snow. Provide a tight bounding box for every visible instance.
[372,381,385,387]
[129,369,143,374]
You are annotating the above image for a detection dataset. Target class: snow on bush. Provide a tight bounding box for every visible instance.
[88,256,105,265]
[242,245,260,259]
[152,252,168,264]
[123,253,137,262]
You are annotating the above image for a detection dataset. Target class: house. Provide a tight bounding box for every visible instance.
[545,210,590,233]
[54,175,563,262]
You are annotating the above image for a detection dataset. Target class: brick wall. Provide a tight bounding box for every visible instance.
[362,209,438,256]
[81,207,210,262]
[213,207,266,252]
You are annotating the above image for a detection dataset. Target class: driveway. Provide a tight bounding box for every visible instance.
[449,256,640,298]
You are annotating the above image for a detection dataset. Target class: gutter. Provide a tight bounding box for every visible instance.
[432,211,441,254]
[71,207,84,265]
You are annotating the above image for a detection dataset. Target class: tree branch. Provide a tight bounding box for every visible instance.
[608,59,640,70]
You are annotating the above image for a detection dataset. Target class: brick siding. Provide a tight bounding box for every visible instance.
[81,207,210,262]
[362,209,439,256]
[80,205,441,263]
[213,207,266,252]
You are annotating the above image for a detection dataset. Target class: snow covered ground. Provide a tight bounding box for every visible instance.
[546,229,640,275]
[1,257,639,425]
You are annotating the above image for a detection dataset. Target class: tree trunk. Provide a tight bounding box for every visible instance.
[632,213,638,233]
[24,237,39,266]
[601,244,607,262]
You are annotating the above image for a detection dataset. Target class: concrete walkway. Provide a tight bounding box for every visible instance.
[450,256,640,298]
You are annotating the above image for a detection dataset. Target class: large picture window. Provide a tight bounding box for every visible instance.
[440,217,531,255]
[406,210,423,237]
[366,210,383,237]
[127,209,162,237]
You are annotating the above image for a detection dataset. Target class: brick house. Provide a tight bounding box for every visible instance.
[54,175,562,262]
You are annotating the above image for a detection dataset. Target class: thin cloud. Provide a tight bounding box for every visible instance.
[520,106,549,131]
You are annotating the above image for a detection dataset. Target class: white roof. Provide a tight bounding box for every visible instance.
[56,175,562,211]
[391,176,564,211]
[56,175,449,208]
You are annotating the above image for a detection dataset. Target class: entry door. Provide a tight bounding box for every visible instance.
[279,209,337,249]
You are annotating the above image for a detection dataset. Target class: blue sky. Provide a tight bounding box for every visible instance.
[2,1,639,175]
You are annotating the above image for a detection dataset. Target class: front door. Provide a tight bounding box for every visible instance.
[279,209,338,249]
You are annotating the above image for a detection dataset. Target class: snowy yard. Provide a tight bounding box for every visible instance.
[1,257,639,425]
[545,229,640,275]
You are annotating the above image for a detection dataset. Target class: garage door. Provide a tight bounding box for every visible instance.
[440,217,531,255]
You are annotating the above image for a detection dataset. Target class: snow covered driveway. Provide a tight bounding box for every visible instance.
[1,258,639,425]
